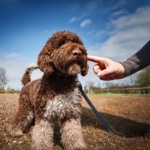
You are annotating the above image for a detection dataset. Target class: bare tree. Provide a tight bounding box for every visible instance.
[0,67,8,87]
[84,80,95,93]
[103,81,116,88]
[86,80,94,90]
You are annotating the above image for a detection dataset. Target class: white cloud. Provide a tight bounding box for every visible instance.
[112,9,128,17]
[95,30,104,37]
[5,53,20,59]
[88,6,150,61]
[85,0,101,14]
[0,52,43,90]
[70,17,76,23]
[80,19,92,28]
[111,7,150,30]
[112,0,126,10]
[84,6,150,87]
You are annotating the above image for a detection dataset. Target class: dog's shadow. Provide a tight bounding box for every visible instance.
[81,107,150,138]
[53,106,150,147]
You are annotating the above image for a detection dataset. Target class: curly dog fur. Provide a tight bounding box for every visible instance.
[11,31,89,150]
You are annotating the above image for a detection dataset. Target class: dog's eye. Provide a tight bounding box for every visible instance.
[59,41,65,47]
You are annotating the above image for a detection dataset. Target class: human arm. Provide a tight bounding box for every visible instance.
[87,40,150,80]
[120,40,150,77]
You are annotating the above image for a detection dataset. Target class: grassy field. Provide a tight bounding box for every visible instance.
[87,93,150,97]
[0,94,150,150]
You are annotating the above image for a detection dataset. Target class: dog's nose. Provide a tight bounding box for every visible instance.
[72,49,82,58]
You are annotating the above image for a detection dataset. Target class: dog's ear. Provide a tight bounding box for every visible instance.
[81,63,89,76]
[37,44,54,74]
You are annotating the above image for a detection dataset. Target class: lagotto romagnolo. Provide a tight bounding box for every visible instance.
[10,31,89,150]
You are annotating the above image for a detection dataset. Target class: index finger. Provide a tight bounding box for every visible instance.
[87,55,104,63]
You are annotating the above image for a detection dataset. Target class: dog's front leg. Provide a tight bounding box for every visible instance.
[32,120,53,150]
[60,118,88,150]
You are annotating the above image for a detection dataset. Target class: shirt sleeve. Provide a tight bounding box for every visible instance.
[120,40,150,77]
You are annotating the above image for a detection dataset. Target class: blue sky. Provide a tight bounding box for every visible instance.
[0,0,150,89]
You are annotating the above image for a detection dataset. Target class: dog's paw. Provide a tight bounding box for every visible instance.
[9,126,24,137]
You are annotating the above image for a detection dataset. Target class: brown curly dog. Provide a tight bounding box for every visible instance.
[11,30,89,150]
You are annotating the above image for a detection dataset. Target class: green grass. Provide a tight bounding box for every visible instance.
[86,93,150,97]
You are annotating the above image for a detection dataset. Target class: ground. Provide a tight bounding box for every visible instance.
[0,94,150,150]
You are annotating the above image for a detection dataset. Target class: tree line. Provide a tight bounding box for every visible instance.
[0,66,150,94]
[84,66,150,94]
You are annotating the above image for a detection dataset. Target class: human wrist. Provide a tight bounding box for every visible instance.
[116,62,125,79]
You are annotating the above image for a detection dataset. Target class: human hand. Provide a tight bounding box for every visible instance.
[87,55,125,80]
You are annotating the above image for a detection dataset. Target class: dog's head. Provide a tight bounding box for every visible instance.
[37,30,89,76]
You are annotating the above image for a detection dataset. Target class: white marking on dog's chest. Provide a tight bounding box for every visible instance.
[44,87,81,121]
